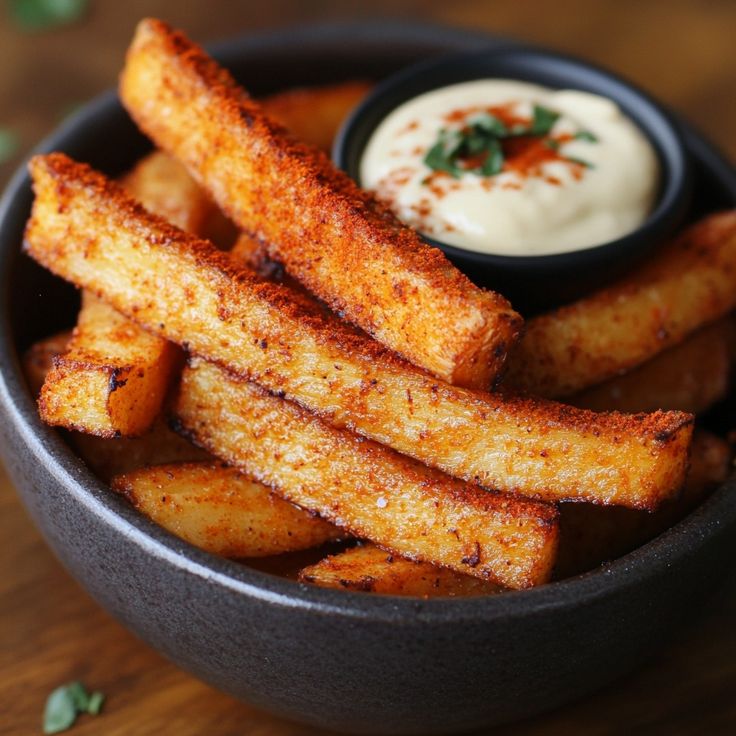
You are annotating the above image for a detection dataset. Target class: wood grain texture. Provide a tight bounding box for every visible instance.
[2,1,735,733]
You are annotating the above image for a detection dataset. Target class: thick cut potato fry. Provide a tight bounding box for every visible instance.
[298,543,502,597]
[571,318,734,414]
[37,150,228,438]
[173,358,559,590]
[112,462,342,557]
[119,19,522,389]
[25,153,694,508]
[22,330,207,479]
[555,431,733,578]
[262,81,372,152]
[38,293,180,437]
[508,210,736,398]
[70,419,209,482]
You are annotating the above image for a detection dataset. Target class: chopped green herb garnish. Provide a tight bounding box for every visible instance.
[9,0,88,32]
[422,103,596,182]
[565,155,595,169]
[468,112,508,138]
[423,129,463,178]
[0,129,20,165]
[480,138,504,176]
[529,105,560,136]
[43,681,105,734]
[574,130,598,143]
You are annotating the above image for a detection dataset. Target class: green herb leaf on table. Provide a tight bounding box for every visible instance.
[43,686,77,734]
[9,0,88,32]
[0,129,20,165]
[86,691,105,715]
[43,681,105,734]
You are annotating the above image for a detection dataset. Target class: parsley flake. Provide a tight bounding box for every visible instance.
[43,681,105,734]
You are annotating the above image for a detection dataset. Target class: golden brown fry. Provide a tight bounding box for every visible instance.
[555,431,733,578]
[173,358,559,590]
[112,462,342,557]
[22,329,207,480]
[298,543,502,597]
[38,293,180,437]
[22,329,72,395]
[36,151,228,438]
[571,318,734,414]
[70,419,209,482]
[24,153,694,509]
[262,81,372,152]
[119,18,522,389]
[507,210,736,398]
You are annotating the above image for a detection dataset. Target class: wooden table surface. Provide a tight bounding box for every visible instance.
[2,1,735,734]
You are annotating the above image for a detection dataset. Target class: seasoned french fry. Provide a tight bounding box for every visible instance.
[24,153,694,509]
[298,543,502,597]
[38,293,180,437]
[22,329,207,480]
[571,318,734,414]
[70,419,209,482]
[112,462,342,557]
[508,210,736,398]
[119,18,522,389]
[36,150,231,438]
[173,358,559,590]
[555,431,733,578]
[262,81,372,152]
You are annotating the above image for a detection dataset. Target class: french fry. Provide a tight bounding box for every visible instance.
[571,318,734,414]
[24,153,694,509]
[112,462,342,557]
[36,150,230,438]
[38,292,180,437]
[262,81,372,153]
[22,330,207,480]
[555,431,733,578]
[70,419,209,482]
[508,210,736,398]
[119,18,522,389]
[298,543,502,597]
[173,358,559,590]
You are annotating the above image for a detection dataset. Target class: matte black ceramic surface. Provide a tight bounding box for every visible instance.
[334,47,692,313]
[1,22,735,736]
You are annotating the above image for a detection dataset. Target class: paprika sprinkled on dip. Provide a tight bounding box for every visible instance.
[360,79,659,256]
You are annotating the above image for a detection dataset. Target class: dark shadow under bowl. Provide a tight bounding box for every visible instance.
[0,21,734,736]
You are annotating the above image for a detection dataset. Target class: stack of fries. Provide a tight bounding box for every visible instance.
[21,19,735,596]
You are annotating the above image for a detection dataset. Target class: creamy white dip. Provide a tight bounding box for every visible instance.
[360,80,659,256]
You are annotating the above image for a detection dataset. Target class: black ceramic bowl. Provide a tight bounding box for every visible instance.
[334,47,692,312]
[1,22,735,736]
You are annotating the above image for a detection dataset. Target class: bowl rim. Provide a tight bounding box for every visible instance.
[333,44,692,266]
[1,20,735,625]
